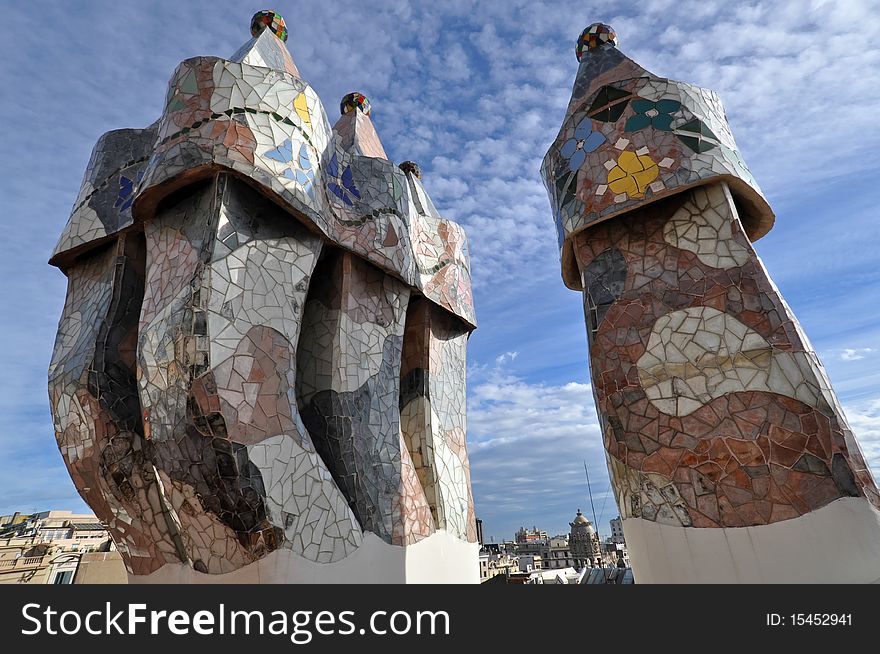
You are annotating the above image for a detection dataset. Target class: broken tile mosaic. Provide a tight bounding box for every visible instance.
[250,10,288,42]
[576,22,618,61]
[49,11,477,579]
[340,92,372,117]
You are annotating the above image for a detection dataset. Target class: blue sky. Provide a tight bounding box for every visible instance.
[1,0,879,543]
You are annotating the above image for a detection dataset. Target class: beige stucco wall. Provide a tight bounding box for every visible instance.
[74,551,128,584]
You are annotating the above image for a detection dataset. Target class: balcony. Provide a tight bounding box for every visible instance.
[0,556,47,571]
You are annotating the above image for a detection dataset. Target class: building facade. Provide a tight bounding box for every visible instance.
[515,526,549,543]
[478,548,520,583]
[609,517,625,544]
[543,536,576,569]
[0,511,123,584]
[569,510,601,567]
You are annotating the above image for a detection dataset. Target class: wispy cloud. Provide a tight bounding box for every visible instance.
[841,348,875,361]
[467,361,613,539]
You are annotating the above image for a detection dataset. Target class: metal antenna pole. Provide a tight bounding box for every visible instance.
[584,460,598,534]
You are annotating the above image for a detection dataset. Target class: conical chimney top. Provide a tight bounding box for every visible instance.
[231,10,299,76]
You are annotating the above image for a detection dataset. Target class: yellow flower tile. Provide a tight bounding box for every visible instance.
[606,150,659,198]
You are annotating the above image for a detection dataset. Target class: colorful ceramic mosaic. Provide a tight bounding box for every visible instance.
[576,23,618,61]
[543,29,773,288]
[250,10,288,43]
[49,13,477,580]
[542,24,880,579]
[340,92,372,117]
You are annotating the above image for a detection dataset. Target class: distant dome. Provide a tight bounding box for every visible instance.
[251,10,288,43]
[570,510,597,538]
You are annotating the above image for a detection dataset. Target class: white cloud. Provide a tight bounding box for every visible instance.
[467,364,612,539]
[494,351,519,366]
[841,348,875,361]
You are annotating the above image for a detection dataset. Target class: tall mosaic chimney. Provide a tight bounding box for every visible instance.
[541,23,880,582]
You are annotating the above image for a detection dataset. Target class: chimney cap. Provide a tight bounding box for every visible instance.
[399,161,421,179]
[341,92,372,117]
[251,10,288,43]
[576,23,618,61]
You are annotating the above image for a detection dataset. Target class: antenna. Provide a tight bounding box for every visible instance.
[584,460,598,533]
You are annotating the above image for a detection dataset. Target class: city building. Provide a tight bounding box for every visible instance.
[610,517,625,544]
[0,513,30,530]
[0,510,125,584]
[527,564,635,585]
[1,511,110,551]
[515,526,549,543]
[600,541,631,568]
[517,554,543,572]
[478,547,520,583]
[527,567,581,584]
[503,520,582,570]
[510,533,575,570]
[542,536,576,570]
[569,509,601,567]
[479,522,635,584]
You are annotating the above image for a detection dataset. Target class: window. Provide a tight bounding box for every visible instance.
[53,570,74,585]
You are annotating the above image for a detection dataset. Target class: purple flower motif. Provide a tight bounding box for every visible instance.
[114,171,144,212]
[326,153,361,206]
[559,117,605,171]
